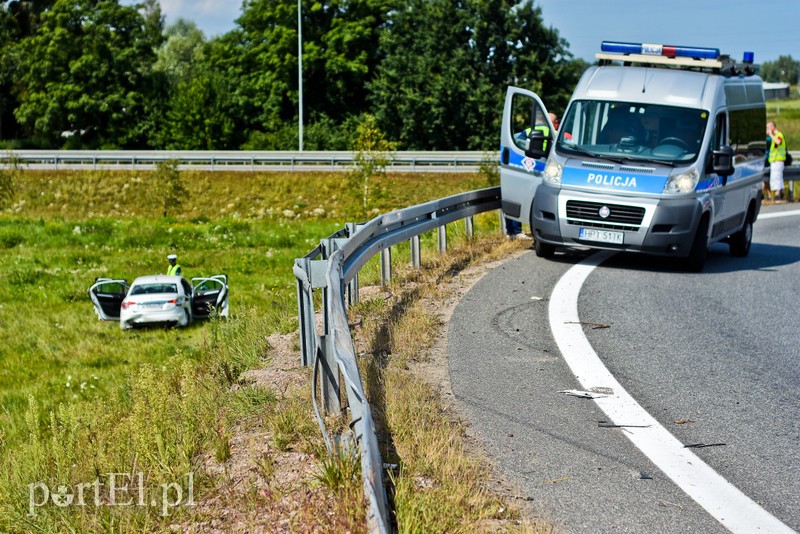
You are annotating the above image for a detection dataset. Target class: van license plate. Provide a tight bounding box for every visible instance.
[579,228,624,244]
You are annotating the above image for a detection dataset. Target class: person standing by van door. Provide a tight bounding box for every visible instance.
[505,114,559,239]
[767,121,787,202]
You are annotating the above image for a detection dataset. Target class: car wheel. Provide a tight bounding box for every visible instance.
[180,309,191,327]
[728,209,753,257]
[683,215,709,272]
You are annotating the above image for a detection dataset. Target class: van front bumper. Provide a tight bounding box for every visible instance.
[531,186,702,257]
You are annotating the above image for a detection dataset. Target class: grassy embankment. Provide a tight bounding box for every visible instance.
[0,167,540,531]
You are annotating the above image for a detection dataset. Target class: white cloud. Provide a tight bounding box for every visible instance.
[123,0,241,37]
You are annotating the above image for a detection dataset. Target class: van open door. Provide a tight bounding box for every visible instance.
[88,278,128,321]
[500,87,555,230]
[191,275,229,319]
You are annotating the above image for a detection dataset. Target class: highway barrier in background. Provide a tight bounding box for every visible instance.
[0,150,489,173]
[294,187,502,533]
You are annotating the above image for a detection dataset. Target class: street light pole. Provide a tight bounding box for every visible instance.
[297,0,304,151]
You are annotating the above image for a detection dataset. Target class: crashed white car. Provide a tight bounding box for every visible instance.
[89,275,229,330]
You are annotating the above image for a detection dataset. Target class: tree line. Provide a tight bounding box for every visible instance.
[2,1,795,152]
[0,0,588,151]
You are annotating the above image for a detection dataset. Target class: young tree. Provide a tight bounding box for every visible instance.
[348,114,395,216]
[154,160,188,217]
[0,151,19,208]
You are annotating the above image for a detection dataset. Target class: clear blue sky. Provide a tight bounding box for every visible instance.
[134,0,797,64]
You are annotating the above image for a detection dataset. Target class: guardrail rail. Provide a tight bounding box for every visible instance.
[294,187,502,532]
[0,150,489,173]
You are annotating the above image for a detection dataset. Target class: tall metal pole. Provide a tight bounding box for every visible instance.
[297,0,304,151]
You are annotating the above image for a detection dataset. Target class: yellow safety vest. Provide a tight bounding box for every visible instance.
[167,264,182,276]
[769,131,787,163]
[524,124,551,151]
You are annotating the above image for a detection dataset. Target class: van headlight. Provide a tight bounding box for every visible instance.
[543,158,563,185]
[664,167,699,194]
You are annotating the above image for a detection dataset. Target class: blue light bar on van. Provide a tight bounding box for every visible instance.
[601,41,720,60]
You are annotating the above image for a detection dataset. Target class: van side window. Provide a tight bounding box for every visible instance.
[509,93,549,151]
[729,107,766,160]
[712,113,727,150]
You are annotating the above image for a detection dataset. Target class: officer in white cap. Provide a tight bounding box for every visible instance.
[166,254,182,276]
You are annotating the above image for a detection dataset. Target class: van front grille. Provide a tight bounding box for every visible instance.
[566,200,645,229]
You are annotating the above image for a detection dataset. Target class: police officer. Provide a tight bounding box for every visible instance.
[166,254,182,276]
[767,121,787,201]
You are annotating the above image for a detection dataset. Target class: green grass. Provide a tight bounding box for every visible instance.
[0,168,498,531]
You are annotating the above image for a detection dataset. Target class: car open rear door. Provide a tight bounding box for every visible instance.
[88,278,128,321]
[191,275,229,319]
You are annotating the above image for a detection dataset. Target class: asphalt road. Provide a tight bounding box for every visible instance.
[448,205,800,533]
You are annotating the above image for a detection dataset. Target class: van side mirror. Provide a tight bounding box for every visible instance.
[525,129,550,159]
[712,146,735,178]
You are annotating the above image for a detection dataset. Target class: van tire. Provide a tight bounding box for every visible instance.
[534,238,556,258]
[684,215,709,272]
[728,209,754,257]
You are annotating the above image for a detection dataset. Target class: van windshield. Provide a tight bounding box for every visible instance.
[557,100,709,164]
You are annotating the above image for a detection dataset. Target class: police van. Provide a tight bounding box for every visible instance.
[500,41,766,271]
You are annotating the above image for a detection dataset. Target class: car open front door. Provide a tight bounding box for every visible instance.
[500,86,555,229]
[88,278,128,321]
[191,275,229,319]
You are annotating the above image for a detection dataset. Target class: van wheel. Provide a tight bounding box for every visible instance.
[728,210,753,257]
[534,238,556,258]
[684,216,709,272]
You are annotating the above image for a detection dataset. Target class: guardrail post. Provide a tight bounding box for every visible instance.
[410,235,421,269]
[294,258,316,367]
[320,334,342,414]
[380,247,392,286]
[345,223,360,306]
[438,225,447,253]
[465,216,474,239]
[499,210,508,236]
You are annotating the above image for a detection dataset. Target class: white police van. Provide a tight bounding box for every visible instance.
[500,41,766,271]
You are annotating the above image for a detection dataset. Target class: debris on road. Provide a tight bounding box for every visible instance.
[598,421,651,429]
[564,321,610,329]
[559,389,607,399]
[684,442,726,449]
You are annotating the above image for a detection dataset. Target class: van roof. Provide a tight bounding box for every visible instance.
[574,64,764,110]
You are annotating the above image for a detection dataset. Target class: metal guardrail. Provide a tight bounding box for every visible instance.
[293,187,502,533]
[0,150,488,173]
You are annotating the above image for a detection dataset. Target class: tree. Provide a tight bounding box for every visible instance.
[368,0,581,150]
[348,114,395,215]
[228,0,389,147]
[761,55,800,85]
[154,159,187,217]
[13,0,161,148]
[0,151,19,208]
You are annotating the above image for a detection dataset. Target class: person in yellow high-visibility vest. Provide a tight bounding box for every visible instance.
[767,121,787,202]
[166,254,182,276]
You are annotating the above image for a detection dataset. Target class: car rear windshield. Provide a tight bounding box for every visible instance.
[130,283,178,295]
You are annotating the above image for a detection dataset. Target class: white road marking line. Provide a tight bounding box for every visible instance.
[549,250,793,534]
[759,209,800,220]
